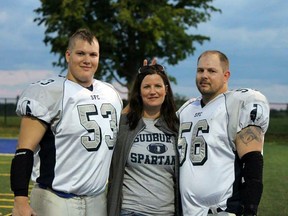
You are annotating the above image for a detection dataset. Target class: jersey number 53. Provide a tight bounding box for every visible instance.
[77,103,117,152]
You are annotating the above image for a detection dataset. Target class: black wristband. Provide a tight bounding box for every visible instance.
[241,151,263,215]
[243,204,258,215]
[10,149,34,196]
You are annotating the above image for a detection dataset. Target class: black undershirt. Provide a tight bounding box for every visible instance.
[86,85,93,91]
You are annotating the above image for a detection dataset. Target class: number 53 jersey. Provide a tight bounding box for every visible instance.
[16,76,123,196]
[176,89,269,215]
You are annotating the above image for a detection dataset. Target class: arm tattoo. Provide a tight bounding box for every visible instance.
[239,127,262,146]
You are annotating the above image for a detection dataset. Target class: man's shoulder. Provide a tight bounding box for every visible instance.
[25,75,65,91]
[177,97,200,115]
[225,88,270,135]
[225,88,268,103]
[94,80,122,96]
[20,75,65,98]
[16,76,66,119]
[94,79,115,90]
[224,88,269,120]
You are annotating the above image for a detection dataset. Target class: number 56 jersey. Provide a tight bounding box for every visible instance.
[176,88,269,215]
[16,76,123,196]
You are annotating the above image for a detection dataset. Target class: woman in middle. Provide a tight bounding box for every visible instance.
[107,64,181,216]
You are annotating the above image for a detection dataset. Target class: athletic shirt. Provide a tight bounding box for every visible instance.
[177,88,270,215]
[122,118,175,215]
[16,76,122,196]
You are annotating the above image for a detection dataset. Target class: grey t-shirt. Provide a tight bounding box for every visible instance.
[122,118,176,215]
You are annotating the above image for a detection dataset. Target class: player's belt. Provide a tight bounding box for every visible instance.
[37,183,82,198]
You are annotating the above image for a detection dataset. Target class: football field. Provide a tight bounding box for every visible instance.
[0,115,287,215]
[0,141,287,215]
[0,154,14,216]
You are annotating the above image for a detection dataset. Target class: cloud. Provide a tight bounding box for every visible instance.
[0,70,56,85]
[0,70,57,98]
[0,11,8,23]
[0,0,287,105]
[172,78,288,104]
[229,79,288,103]
[0,0,58,71]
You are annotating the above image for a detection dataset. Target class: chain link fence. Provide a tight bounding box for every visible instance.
[0,97,287,126]
[0,97,19,126]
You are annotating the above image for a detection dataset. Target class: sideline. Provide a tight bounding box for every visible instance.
[0,138,17,154]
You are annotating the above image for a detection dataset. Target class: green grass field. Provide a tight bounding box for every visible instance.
[0,155,14,216]
[0,115,287,215]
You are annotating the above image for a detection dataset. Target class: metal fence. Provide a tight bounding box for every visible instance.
[0,97,19,126]
[0,97,287,126]
[0,97,18,115]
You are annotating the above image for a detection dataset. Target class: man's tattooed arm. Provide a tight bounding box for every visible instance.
[238,126,262,145]
[236,126,264,158]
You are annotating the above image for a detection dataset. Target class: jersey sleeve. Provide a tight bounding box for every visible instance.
[102,81,123,108]
[16,77,64,123]
[177,97,198,118]
[237,89,270,133]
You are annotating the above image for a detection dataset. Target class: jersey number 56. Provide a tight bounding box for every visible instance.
[178,119,209,166]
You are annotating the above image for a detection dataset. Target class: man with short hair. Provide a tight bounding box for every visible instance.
[10,28,123,216]
[177,50,270,216]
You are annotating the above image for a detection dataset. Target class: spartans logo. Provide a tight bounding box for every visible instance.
[23,100,32,116]
[147,143,168,154]
[250,104,263,122]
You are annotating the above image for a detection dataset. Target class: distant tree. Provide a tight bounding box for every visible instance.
[174,93,189,110]
[34,0,220,90]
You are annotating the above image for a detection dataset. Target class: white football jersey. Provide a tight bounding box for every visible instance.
[16,76,123,196]
[177,88,269,215]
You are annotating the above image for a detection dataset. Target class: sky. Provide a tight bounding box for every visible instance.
[0,0,287,105]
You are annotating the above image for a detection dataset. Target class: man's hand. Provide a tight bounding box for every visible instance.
[143,57,157,66]
[12,196,37,216]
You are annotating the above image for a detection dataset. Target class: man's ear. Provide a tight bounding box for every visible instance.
[224,70,230,82]
[65,50,71,63]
